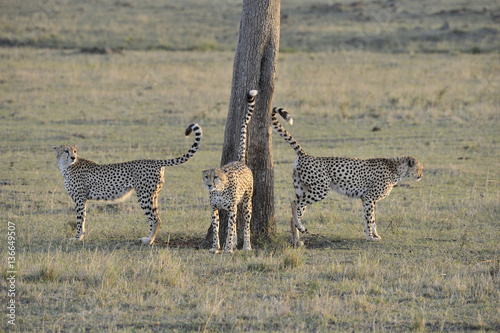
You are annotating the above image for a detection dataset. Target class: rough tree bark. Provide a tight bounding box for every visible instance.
[203,0,280,248]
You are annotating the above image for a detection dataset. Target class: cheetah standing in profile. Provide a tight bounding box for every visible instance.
[272,107,423,246]
[53,123,202,244]
[202,90,257,253]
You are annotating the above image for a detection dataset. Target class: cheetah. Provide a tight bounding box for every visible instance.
[202,90,257,253]
[53,123,202,244]
[271,107,423,246]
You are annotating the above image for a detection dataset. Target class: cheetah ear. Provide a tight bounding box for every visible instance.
[408,158,415,168]
[52,146,57,151]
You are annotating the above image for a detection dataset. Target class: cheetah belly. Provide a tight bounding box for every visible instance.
[85,163,137,202]
[330,181,367,199]
[87,185,134,202]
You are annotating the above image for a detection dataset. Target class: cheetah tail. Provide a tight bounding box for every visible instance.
[271,107,306,157]
[162,123,202,166]
[237,89,258,163]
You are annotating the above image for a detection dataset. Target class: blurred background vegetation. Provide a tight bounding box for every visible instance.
[1,0,498,54]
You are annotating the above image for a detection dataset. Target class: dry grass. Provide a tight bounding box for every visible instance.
[0,0,498,53]
[0,47,498,331]
[0,0,499,330]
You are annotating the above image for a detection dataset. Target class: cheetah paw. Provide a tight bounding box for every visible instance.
[141,237,153,245]
[209,248,221,254]
[293,224,308,234]
[292,240,305,248]
[300,228,308,234]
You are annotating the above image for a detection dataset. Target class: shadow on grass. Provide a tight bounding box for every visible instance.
[27,232,373,254]
[295,233,366,250]
[154,234,205,249]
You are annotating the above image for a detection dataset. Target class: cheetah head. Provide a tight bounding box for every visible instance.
[402,156,423,181]
[202,168,228,191]
[53,145,78,170]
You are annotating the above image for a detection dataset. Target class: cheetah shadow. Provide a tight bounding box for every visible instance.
[299,233,369,250]
[154,233,371,251]
[154,235,207,250]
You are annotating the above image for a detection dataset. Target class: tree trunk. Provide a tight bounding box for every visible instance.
[203,0,280,248]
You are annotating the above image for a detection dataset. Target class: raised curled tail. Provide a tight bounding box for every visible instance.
[237,90,258,162]
[271,107,306,157]
[163,123,202,166]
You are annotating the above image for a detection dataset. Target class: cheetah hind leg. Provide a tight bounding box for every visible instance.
[290,218,303,248]
[371,223,381,240]
[291,168,308,236]
[138,190,162,245]
[291,182,329,238]
[290,202,306,247]
[242,195,252,251]
[291,201,308,234]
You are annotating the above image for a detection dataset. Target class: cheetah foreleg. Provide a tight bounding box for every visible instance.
[362,198,381,241]
[209,208,221,254]
[71,200,86,241]
[224,208,237,253]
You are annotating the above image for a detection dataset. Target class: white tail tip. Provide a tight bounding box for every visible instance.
[249,90,258,97]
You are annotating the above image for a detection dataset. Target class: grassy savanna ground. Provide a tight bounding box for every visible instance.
[0,0,499,332]
[1,48,499,331]
[1,0,499,53]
